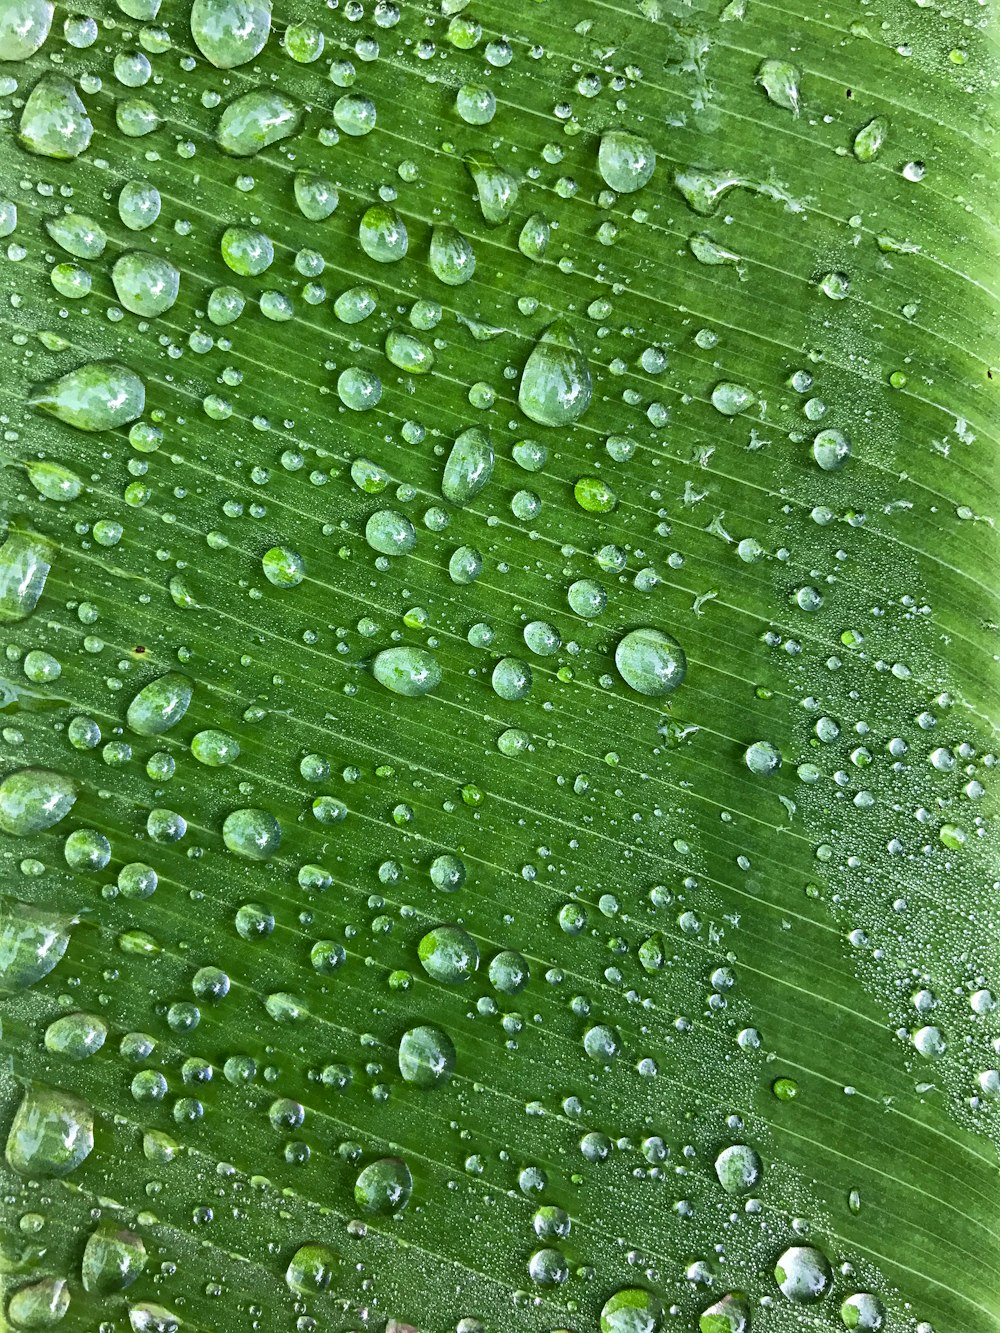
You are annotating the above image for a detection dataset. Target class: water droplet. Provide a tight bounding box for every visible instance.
[465,152,519,225]
[600,1288,664,1332]
[0,526,56,623]
[30,362,145,432]
[714,1143,763,1194]
[853,116,889,162]
[442,428,494,505]
[222,807,281,860]
[0,768,76,836]
[615,629,686,697]
[0,898,76,994]
[217,90,300,156]
[355,1156,412,1214]
[19,74,92,158]
[774,1245,833,1303]
[372,647,441,697]
[518,320,592,427]
[398,1025,456,1088]
[126,672,192,736]
[429,225,476,285]
[7,1276,70,1329]
[598,130,656,193]
[112,251,180,316]
[190,0,271,68]
[757,59,801,115]
[5,1082,94,1177]
[82,1223,147,1293]
[45,212,106,259]
[0,0,54,61]
[418,924,479,983]
[285,1243,337,1295]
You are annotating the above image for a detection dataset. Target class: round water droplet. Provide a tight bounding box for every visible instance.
[355,1156,412,1214]
[398,1025,456,1088]
[598,130,656,193]
[191,0,271,68]
[19,74,92,158]
[372,647,441,698]
[418,925,479,984]
[222,807,281,860]
[775,1245,833,1303]
[615,629,686,697]
[126,672,192,736]
[600,1288,664,1332]
[714,1143,763,1194]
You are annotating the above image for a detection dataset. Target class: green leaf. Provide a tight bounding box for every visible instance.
[0,1,996,1332]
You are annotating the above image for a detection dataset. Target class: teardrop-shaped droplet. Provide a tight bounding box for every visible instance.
[44,212,106,259]
[285,1243,337,1295]
[442,428,494,505]
[518,214,550,261]
[0,0,54,62]
[190,0,271,68]
[428,226,476,285]
[7,1275,70,1328]
[598,130,656,193]
[44,1011,107,1060]
[126,672,193,736]
[30,362,145,432]
[111,252,180,317]
[19,74,93,159]
[294,172,338,221]
[82,1223,147,1293]
[0,898,77,995]
[5,1082,94,1178]
[853,116,889,162]
[518,320,592,427]
[465,152,519,225]
[757,59,801,115]
[27,460,83,502]
[0,768,77,836]
[0,526,56,623]
[216,90,300,156]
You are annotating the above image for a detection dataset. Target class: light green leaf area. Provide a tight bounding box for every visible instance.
[0,0,996,1331]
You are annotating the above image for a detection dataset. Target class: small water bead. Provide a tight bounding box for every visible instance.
[813,428,851,471]
[615,629,686,697]
[119,179,161,230]
[840,1292,886,1330]
[262,545,305,587]
[217,90,301,155]
[372,646,441,698]
[711,381,756,416]
[49,261,91,299]
[359,205,408,262]
[498,728,531,756]
[338,367,382,411]
[418,924,479,983]
[223,807,281,860]
[5,1082,93,1177]
[519,320,593,427]
[355,1156,412,1214]
[600,1288,664,1332]
[714,1144,763,1194]
[385,327,433,374]
[191,0,271,67]
[19,74,93,158]
[127,672,192,736]
[398,1025,456,1088]
[221,226,272,276]
[598,130,656,193]
[757,59,801,115]
[31,362,145,432]
[207,286,245,326]
[775,1246,833,1303]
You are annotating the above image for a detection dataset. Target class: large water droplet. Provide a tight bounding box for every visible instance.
[598,130,656,193]
[518,320,592,427]
[465,152,519,225]
[82,1223,147,1293]
[30,363,145,432]
[0,897,76,994]
[0,768,76,836]
[0,0,54,61]
[5,1082,94,1177]
[398,1025,456,1088]
[774,1245,833,1303]
[615,629,686,696]
[217,90,300,156]
[126,673,193,736]
[19,74,92,158]
[0,526,56,623]
[111,252,180,316]
[190,0,271,68]
[372,647,441,697]
[442,428,494,505]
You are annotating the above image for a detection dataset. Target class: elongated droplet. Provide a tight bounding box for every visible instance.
[757,59,801,115]
[44,212,107,259]
[30,362,145,431]
[0,767,77,836]
[19,74,92,159]
[518,320,592,427]
[853,116,889,162]
[674,167,744,215]
[465,152,519,225]
[217,90,300,156]
[372,647,441,697]
[442,428,494,505]
[0,898,77,995]
[0,527,56,623]
[190,0,271,68]
[126,672,193,736]
[5,1082,94,1178]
